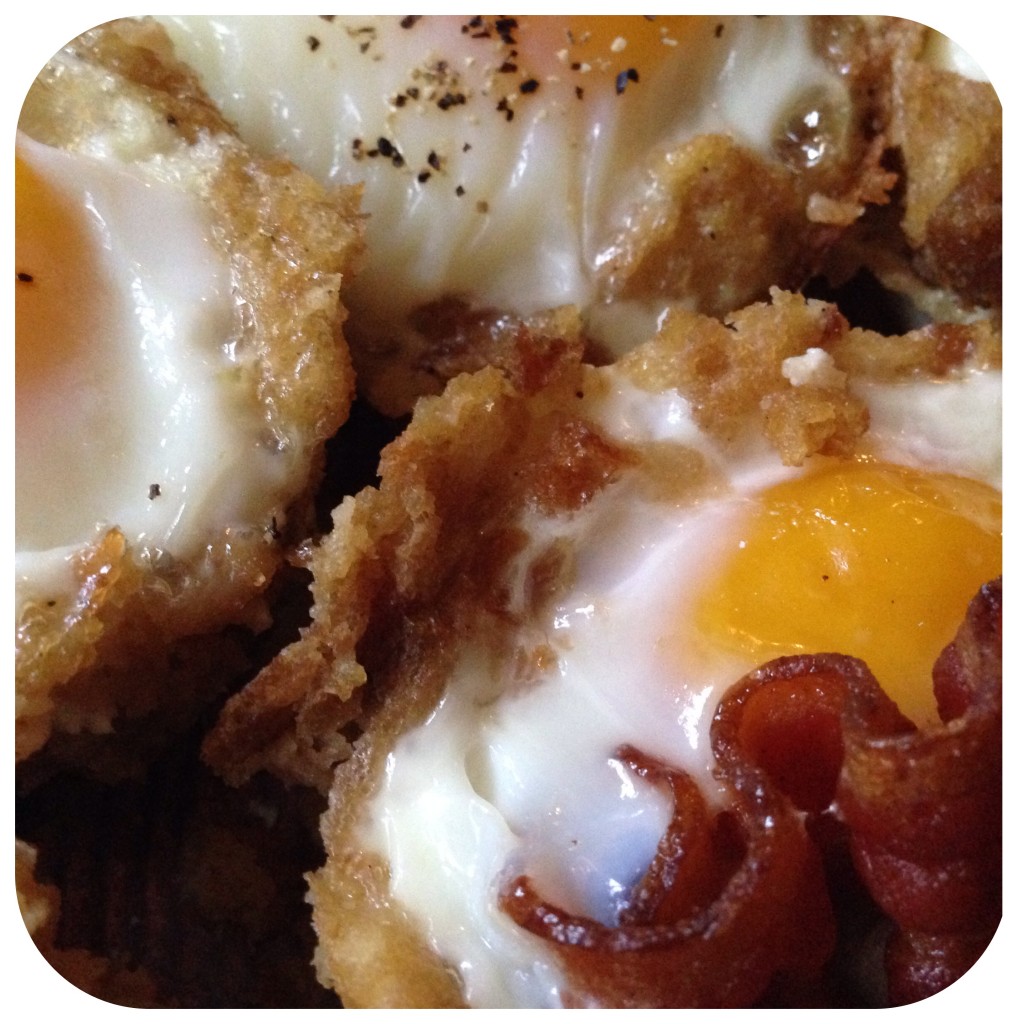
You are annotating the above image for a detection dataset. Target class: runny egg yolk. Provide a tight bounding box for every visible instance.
[693,461,1001,726]
[15,151,104,401]
[511,14,708,95]
[15,145,136,556]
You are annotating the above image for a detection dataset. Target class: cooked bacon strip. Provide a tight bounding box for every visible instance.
[718,578,1002,1004]
[843,577,1002,1003]
[499,745,835,1007]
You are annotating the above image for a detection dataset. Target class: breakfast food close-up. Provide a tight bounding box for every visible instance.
[15,14,1001,1009]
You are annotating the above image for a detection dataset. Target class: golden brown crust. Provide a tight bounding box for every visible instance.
[816,17,1001,318]
[348,301,585,419]
[832,319,1001,379]
[18,20,233,148]
[597,126,894,322]
[618,289,867,465]
[204,329,606,790]
[887,30,1001,310]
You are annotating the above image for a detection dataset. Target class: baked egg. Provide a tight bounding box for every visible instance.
[199,288,1001,1007]
[347,343,1000,1006]
[158,14,886,411]
[14,20,361,759]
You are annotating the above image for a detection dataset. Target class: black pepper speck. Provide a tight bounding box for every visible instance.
[615,68,639,95]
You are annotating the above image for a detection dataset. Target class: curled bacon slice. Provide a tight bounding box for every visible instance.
[499,746,835,1006]
[844,577,1002,1003]
[716,578,1002,1004]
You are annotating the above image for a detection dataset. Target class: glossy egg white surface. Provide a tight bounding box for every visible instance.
[159,14,846,354]
[15,129,287,613]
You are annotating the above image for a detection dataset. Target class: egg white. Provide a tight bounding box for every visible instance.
[14,132,284,612]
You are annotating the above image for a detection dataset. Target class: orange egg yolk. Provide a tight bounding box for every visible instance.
[694,461,1001,726]
[15,148,104,395]
[506,15,709,97]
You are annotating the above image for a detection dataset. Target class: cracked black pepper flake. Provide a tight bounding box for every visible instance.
[496,97,514,122]
[427,150,441,170]
[519,78,539,94]
[498,60,518,74]
[437,91,467,111]
[17,272,34,283]
[400,15,421,29]
[494,17,519,39]
[575,86,584,100]
[148,484,161,500]
[417,170,431,183]
[615,68,639,95]
[320,14,335,22]
[715,23,724,38]
[307,35,321,51]
[455,185,466,196]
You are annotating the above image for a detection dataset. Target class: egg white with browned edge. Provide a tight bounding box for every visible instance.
[358,357,1000,1006]
[15,131,288,611]
[159,14,853,355]
[14,20,360,762]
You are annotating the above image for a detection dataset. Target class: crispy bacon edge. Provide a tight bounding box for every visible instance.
[499,578,1001,1007]
[840,576,1002,1003]
[499,721,837,1007]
